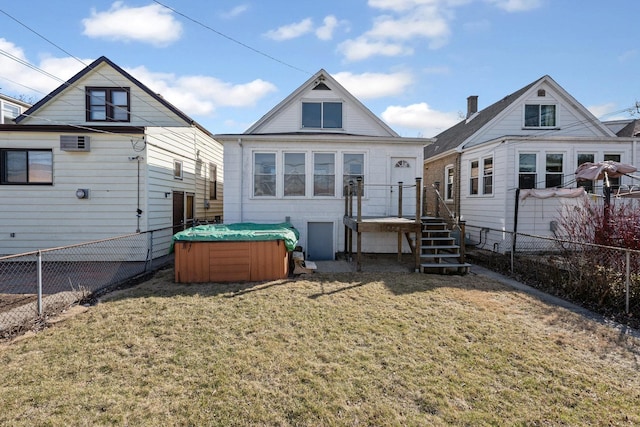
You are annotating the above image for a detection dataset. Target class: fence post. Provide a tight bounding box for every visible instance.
[510,231,515,274]
[37,250,43,317]
[625,250,630,314]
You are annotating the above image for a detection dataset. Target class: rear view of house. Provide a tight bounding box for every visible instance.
[0,56,223,256]
[216,69,432,260]
[424,75,639,252]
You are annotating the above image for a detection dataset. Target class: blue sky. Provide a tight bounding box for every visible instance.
[1,0,638,137]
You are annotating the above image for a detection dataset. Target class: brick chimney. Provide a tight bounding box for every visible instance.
[467,95,478,118]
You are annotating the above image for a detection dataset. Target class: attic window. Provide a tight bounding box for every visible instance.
[524,104,556,127]
[302,101,342,129]
[86,87,130,122]
[537,89,546,97]
[313,82,330,90]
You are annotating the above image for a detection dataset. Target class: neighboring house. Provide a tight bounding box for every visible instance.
[424,75,639,251]
[0,56,223,256]
[0,93,30,124]
[215,69,432,260]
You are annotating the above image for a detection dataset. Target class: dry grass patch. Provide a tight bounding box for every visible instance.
[1,268,639,426]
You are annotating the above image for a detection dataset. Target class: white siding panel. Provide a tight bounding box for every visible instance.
[22,62,186,128]
[224,138,424,255]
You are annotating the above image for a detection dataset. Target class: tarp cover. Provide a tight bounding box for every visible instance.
[172,222,299,251]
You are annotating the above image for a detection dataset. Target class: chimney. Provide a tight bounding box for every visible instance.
[467,95,478,118]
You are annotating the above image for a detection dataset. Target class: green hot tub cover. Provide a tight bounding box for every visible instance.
[172,222,300,251]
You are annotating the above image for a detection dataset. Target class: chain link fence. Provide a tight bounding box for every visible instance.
[464,224,640,327]
[0,227,174,339]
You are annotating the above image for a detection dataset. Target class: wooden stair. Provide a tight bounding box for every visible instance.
[420,218,470,274]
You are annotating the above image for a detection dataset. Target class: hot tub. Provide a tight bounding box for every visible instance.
[172,223,299,283]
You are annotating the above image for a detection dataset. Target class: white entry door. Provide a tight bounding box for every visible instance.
[390,157,417,217]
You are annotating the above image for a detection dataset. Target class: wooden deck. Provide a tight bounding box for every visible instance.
[343,177,423,272]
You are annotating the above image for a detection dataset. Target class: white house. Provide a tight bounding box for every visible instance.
[215,69,432,260]
[0,93,30,125]
[423,75,639,252]
[0,56,223,256]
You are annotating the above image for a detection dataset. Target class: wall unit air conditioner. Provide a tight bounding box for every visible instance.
[60,135,91,152]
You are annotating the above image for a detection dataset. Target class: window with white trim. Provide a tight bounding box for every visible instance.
[444,165,454,200]
[482,157,493,195]
[173,160,183,180]
[524,104,556,127]
[284,152,305,197]
[545,153,564,188]
[577,153,595,193]
[254,153,276,197]
[343,153,364,196]
[519,153,537,189]
[469,160,479,195]
[302,102,343,129]
[313,153,335,196]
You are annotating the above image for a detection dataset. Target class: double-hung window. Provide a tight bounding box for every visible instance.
[482,157,493,194]
[519,153,537,189]
[469,160,479,195]
[524,104,556,127]
[577,153,595,193]
[445,165,454,200]
[313,153,335,196]
[254,153,276,197]
[343,153,364,196]
[302,102,343,129]
[545,153,564,188]
[1,149,53,184]
[86,87,130,122]
[284,153,305,197]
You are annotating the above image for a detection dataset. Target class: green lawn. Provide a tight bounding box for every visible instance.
[1,268,639,426]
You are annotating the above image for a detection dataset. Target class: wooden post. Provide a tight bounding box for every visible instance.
[422,186,428,217]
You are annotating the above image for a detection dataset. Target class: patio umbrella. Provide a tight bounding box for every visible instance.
[575,160,638,225]
[575,160,637,182]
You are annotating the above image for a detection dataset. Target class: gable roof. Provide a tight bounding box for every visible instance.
[424,78,539,160]
[616,119,640,137]
[15,56,196,127]
[245,69,400,137]
[424,75,615,160]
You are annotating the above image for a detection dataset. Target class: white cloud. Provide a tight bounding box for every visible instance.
[485,0,542,12]
[264,18,314,41]
[0,39,88,97]
[338,37,413,61]
[381,102,460,137]
[340,1,458,61]
[587,102,630,121]
[333,71,413,99]
[125,66,277,116]
[366,7,450,43]
[221,4,249,19]
[316,15,339,41]
[82,1,182,47]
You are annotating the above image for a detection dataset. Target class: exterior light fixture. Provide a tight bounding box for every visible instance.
[76,188,90,199]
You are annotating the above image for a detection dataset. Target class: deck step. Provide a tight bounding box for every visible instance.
[421,262,472,270]
[420,253,461,259]
[420,245,459,250]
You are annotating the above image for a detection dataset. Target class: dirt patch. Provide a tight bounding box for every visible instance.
[0,294,37,312]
